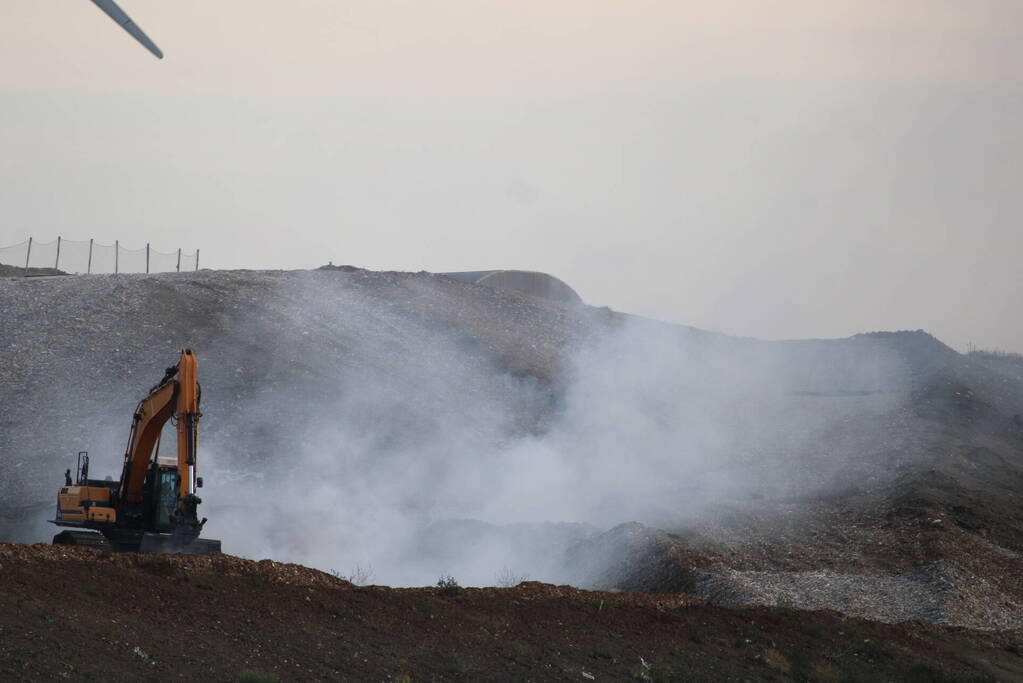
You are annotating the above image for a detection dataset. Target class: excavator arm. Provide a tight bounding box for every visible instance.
[175,348,200,502]
[118,349,200,510]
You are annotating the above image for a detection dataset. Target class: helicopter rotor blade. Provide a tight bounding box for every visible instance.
[89,0,164,59]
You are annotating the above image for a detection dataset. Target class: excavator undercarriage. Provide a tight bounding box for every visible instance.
[53,529,221,554]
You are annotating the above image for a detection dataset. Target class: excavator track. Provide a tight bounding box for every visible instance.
[52,530,112,550]
[139,532,221,555]
[52,529,220,554]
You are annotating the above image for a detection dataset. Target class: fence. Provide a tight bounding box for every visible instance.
[0,238,199,276]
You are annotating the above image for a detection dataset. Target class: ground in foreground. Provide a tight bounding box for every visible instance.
[1,544,1021,682]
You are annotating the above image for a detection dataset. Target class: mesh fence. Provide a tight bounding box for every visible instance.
[117,245,148,274]
[56,239,92,274]
[26,239,59,271]
[0,238,199,275]
[0,239,31,270]
[89,242,118,275]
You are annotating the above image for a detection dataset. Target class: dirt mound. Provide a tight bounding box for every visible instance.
[0,543,350,589]
[2,543,1022,682]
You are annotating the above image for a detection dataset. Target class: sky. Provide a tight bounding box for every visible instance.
[1,0,1021,352]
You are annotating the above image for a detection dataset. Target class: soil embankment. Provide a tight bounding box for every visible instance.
[2,543,1021,682]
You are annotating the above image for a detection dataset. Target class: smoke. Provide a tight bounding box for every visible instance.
[198,273,906,587]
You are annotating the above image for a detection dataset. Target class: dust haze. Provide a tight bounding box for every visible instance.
[199,277,902,587]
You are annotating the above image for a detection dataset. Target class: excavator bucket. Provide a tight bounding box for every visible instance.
[139,533,221,555]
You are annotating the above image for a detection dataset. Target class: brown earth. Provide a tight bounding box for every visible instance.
[2,543,1022,682]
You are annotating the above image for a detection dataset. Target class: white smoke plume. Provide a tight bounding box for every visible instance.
[197,274,904,587]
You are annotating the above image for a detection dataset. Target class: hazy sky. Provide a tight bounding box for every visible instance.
[1,1,1021,352]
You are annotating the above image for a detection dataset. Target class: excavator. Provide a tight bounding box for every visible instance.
[51,349,221,554]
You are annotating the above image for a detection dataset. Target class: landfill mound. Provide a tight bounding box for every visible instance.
[1,267,1022,633]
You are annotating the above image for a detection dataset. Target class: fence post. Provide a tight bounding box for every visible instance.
[54,236,61,271]
[115,240,119,274]
[87,239,93,274]
[176,248,181,272]
[195,249,200,271]
[146,243,150,274]
[23,237,32,277]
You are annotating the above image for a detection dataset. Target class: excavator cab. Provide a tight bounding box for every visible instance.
[150,460,182,531]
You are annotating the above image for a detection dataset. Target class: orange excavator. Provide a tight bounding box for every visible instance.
[51,349,221,554]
